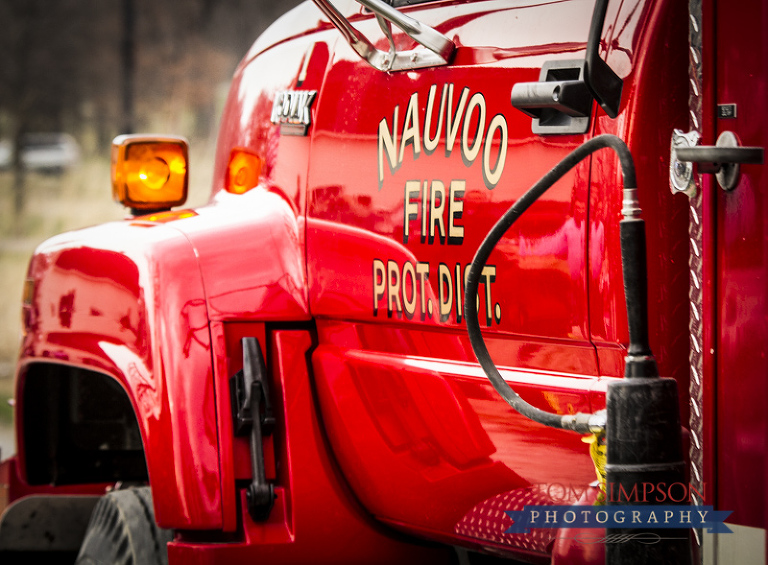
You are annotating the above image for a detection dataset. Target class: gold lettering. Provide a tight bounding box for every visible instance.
[399,92,421,163]
[388,260,402,315]
[483,113,508,188]
[429,180,446,243]
[462,92,486,164]
[448,180,465,244]
[378,106,399,186]
[424,84,447,154]
[373,259,386,316]
[403,180,420,243]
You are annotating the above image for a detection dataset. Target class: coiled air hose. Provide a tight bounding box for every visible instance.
[464,134,638,434]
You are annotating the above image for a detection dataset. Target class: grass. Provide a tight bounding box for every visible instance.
[0,159,125,364]
[0,145,215,435]
[0,376,12,425]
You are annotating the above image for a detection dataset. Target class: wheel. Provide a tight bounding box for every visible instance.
[76,487,173,565]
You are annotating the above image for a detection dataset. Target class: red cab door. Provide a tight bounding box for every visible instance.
[713,0,768,558]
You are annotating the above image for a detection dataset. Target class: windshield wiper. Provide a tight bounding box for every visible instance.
[311,0,455,72]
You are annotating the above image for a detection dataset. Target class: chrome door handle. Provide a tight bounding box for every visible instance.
[672,130,764,191]
[676,145,764,172]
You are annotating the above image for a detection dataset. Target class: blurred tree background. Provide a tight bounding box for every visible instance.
[0,0,304,450]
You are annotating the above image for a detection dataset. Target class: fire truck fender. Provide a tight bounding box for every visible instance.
[18,191,308,531]
[19,219,223,530]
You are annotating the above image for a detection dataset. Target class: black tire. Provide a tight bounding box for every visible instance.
[76,487,173,565]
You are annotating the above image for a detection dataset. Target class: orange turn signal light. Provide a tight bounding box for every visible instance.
[112,134,189,210]
[226,148,262,195]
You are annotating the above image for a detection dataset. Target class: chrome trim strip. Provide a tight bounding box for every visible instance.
[688,0,705,559]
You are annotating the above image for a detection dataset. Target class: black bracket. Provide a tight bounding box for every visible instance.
[512,60,593,135]
[230,337,276,521]
[583,0,622,119]
[511,0,623,134]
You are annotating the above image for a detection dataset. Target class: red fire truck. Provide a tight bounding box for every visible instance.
[0,0,765,563]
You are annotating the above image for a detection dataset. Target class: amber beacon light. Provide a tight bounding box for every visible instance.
[111,134,189,211]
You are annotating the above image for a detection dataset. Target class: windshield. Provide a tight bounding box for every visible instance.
[390,0,441,5]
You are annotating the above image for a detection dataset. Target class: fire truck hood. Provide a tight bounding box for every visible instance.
[142,188,310,323]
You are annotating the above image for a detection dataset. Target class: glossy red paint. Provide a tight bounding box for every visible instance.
[698,0,718,527]
[12,185,314,529]
[715,0,768,530]
[208,321,274,533]
[17,220,222,529]
[7,0,765,561]
[301,0,682,555]
[169,191,310,323]
[212,24,334,214]
[311,325,598,553]
[168,330,453,564]
[307,3,597,344]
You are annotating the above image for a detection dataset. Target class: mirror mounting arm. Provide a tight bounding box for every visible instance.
[311,0,455,72]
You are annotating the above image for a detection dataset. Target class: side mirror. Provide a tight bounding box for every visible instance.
[511,0,623,134]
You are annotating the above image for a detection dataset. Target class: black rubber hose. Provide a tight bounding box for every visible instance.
[620,218,651,358]
[464,134,636,431]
